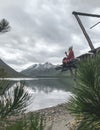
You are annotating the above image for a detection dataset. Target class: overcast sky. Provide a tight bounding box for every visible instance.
[0,0,100,71]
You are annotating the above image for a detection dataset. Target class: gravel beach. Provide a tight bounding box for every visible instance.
[1,103,75,130]
[34,103,75,130]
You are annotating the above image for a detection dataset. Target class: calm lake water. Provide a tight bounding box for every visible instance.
[0,77,74,112]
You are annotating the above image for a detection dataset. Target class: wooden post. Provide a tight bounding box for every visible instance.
[73,11,100,18]
[72,11,95,50]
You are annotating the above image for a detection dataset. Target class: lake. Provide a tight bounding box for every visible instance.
[0,77,74,112]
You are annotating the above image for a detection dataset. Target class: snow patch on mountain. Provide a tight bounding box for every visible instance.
[25,62,55,71]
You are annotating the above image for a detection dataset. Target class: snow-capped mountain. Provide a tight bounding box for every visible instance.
[21,62,57,77]
[25,62,55,70]
[28,62,55,70]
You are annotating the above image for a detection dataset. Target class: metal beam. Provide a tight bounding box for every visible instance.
[90,22,100,29]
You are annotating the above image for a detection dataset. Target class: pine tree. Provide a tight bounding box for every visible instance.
[68,54,100,130]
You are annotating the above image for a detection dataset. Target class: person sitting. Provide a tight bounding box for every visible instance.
[62,46,75,67]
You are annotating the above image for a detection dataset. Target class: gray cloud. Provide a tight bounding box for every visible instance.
[0,0,100,71]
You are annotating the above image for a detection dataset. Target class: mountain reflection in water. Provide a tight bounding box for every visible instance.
[0,78,74,112]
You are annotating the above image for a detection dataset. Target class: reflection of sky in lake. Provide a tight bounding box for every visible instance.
[26,87,72,112]
[24,78,73,112]
[0,78,74,112]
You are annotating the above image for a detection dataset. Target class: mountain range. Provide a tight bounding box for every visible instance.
[0,58,69,78]
[21,62,69,77]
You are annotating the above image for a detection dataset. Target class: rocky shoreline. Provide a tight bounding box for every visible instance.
[3,103,76,130]
[31,103,75,130]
